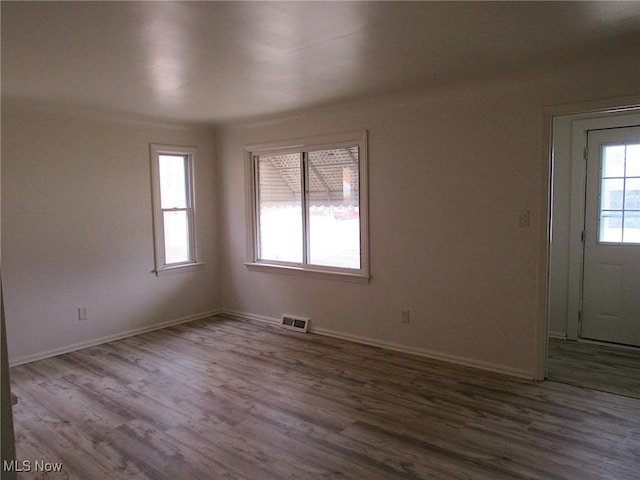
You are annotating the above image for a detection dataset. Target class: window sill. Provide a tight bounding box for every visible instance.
[244,262,370,284]
[154,262,205,276]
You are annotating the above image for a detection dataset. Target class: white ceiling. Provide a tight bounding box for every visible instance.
[2,1,638,124]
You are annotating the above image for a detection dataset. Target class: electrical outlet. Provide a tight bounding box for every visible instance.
[401,309,410,324]
[518,210,530,227]
[78,307,88,321]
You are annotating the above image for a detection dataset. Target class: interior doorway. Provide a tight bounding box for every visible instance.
[546,105,640,397]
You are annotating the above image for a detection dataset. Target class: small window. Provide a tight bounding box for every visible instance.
[599,142,640,243]
[245,131,369,282]
[150,144,203,275]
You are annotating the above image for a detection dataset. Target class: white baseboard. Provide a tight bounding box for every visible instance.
[13,307,534,379]
[222,309,280,326]
[548,330,567,340]
[9,309,223,367]
[221,309,533,380]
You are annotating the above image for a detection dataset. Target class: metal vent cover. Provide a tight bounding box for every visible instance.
[281,315,310,333]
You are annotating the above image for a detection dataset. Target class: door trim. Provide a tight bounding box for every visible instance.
[534,96,640,381]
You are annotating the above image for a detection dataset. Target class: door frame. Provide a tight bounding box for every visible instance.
[534,95,640,381]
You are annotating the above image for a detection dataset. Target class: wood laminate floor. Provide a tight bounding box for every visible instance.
[9,316,640,480]
[547,337,640,399]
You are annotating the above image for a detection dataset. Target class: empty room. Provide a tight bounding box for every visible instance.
[1,1,639,479]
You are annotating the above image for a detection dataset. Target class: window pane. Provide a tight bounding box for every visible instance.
[159,154,188,208]
[257,153,303,263]
[307,147,360,269]
[600,211,623,243]
[602,145,625,177]
[598,146,640,244]
[163,210,190,264]
[626,144,640,177]
[601,178,624,210]
[625,178,640,210]
[623,210,640,243]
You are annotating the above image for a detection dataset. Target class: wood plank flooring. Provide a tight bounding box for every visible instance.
[9,316,640,479]
[547,337,640,399]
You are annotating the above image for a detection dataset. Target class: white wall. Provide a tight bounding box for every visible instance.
[217,50,639,378]
[2,100,220,364]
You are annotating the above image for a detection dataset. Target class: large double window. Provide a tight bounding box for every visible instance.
[150,144,202,275]
[245,131,369,282]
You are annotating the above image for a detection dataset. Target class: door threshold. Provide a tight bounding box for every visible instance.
[575,337,640,352]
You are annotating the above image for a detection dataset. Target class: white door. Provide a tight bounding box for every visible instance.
[582,126,640,346]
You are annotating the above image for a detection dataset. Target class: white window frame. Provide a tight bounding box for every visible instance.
[596,140,640,245]
[244,130,370,283]
[150,144,203,276]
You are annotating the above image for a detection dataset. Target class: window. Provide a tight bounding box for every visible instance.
[599,142,640,243]
[150,144,202,275]
[245,131,369,282]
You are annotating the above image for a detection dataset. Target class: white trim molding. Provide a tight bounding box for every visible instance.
[244,262,370,284]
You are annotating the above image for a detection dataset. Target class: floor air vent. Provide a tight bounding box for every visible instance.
[281,315,310,333]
